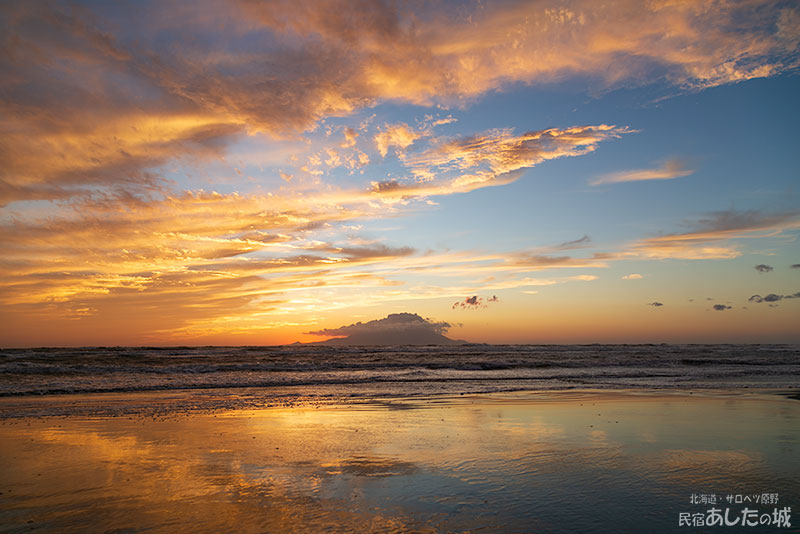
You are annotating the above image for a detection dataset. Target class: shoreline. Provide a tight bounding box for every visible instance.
[1,386,798,420]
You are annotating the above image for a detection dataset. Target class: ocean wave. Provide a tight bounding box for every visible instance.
[1,344,797,398]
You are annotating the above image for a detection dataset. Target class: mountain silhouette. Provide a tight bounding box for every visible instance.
[305,312,464,345]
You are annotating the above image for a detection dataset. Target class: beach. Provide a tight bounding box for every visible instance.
[2,389,798,533]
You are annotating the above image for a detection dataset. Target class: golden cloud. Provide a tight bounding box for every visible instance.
[2,0,796,207]
[370,125,629,200]
[373,123,422,158]
[590,158,694,186]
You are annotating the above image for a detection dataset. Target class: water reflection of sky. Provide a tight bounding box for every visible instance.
[1,392,798,532]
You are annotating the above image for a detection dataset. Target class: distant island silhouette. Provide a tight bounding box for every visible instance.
[304,312,465,345]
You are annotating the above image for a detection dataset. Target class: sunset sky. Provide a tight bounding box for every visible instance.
[1,0,799,346]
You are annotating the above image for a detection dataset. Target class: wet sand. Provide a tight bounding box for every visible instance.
[1,390,799,533]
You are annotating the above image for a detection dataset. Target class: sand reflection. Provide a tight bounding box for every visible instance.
[1,391,799,532]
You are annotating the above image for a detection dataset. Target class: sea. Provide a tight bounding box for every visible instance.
[1,344,798,416]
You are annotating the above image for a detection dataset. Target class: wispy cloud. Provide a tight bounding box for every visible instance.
[628,209,800,260]
[558,235,592,249]
[370,125,630,200]
[590,159,693,186]
[0,174,607,341]
[4,192,795,340]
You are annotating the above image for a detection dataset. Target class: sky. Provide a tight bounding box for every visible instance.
[1,0,799,347]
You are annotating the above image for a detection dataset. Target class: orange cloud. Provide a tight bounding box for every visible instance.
[590,158,694,186]
[5,198,795,345]
[373,123,421,157]
[369,125,629,200]
[2,0,795,208]
[0,110,240,206]
[239,0,799,104]
[0,174,612,342]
